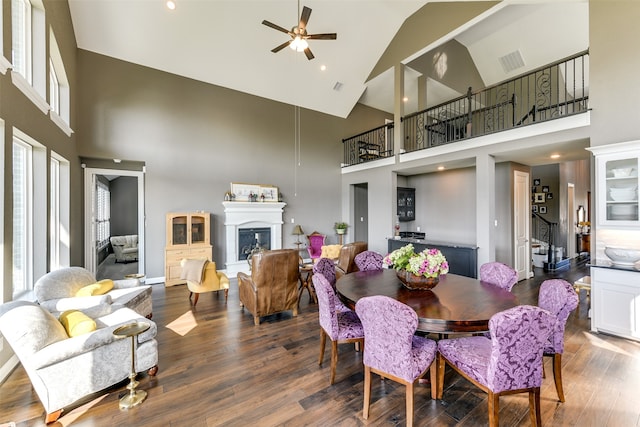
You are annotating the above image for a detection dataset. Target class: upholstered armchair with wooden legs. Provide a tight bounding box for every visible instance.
[538,278,579,402]
[181,259,230,307]
[437,305,555,427]
[479,261,519,291]
[355,295,437,427]
[313,273,364,385]
[354,250,384,271]
[237,249,299,325]
[335,241,368,279]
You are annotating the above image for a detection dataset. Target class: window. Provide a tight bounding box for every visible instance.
[12,139,33,297]
[11,0,31,82]
[50,152,70,270]
[12,129,46,299]
[49,30,72,134]
[96,180,111,250]
[0,1,12,74]
[11,0,48,113]
[49,58,59,114]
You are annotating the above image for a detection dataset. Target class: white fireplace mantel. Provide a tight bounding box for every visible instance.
[223,201,286,277]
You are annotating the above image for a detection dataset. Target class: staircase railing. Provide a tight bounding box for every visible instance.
[532,212,559,265]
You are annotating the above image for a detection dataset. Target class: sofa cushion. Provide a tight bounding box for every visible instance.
[0,301,68,356]
[75,279,114,297]
[39,294,113,319]
[59,310,97,337]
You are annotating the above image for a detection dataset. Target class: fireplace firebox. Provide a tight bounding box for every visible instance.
[238,227,271,260]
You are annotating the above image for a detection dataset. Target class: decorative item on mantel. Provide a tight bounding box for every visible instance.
[384,243,449,290]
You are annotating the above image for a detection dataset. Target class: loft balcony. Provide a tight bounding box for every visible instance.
[342,51,589,168]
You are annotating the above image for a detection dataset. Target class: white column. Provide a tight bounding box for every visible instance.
[476,153,496,275]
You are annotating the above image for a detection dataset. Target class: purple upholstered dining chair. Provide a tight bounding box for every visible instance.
[313,258,350,313]
[354,250,384,272]
[312,273,364,385]
[355,295,437,427]
[538,278,579,402]
[437,305,554,427]
[480,261,519,292]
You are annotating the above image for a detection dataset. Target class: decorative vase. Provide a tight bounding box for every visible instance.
[396,269,439,290]
[336,229,345,235]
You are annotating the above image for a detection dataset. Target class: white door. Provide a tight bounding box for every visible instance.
[84,171,98,275]
[514,170,531,280]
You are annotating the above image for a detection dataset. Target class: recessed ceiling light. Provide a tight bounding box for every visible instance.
[320,65,327,71]
[166,1,176,10]
[437,166,445,171]
[550,154,560,159]
[403,96,409,102]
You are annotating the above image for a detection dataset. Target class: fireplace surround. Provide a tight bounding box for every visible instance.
[223,201,286,276]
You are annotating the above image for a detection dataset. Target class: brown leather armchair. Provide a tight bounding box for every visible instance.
[335,241,368,279]
[237,249,300,325]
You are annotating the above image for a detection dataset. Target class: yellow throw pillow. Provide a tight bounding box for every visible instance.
[75,279,114,297]
[59,310,97,337]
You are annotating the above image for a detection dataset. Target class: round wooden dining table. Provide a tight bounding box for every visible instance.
[336,269,519,334]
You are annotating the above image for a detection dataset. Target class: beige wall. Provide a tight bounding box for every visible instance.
[76,50,390,278]
[589,1,640,147]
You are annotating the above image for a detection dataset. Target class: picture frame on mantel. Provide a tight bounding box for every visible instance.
[230,182,279,202]
[260,185,279,202]
[231,182,261,202]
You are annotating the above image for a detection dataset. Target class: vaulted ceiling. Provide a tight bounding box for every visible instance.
[68,1,588,119]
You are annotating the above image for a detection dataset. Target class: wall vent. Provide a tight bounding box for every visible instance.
[499,50,525,73]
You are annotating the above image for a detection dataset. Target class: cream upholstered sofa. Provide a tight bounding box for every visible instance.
[110,234,139,262]
[0,301,158,424]
[34,267,152,319]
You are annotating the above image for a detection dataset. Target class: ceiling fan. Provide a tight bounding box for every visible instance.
[262,4,337,60]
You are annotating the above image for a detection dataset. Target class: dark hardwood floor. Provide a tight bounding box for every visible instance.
[2,258,640,426]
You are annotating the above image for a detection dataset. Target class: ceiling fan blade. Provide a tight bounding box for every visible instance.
[262,20,294,36]
[271,40,293,53]
[306,33,337,40]
[304,47,315,60]
[299,6,312,30]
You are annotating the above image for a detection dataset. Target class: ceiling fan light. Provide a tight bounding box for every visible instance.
[290,36,308,52]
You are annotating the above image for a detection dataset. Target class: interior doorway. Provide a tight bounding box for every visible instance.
[83,167,145,278]
[354,183,368,242]
[567,183,576,258]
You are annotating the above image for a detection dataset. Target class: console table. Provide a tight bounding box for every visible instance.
[388,238,478,278]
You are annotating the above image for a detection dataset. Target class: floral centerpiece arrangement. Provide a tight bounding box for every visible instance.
[384,244,449,290]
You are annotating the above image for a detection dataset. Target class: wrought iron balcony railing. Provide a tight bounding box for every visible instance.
[342,122,394,166]
[342,50,589,167]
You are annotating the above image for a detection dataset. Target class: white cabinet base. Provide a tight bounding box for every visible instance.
[591,267,640,341]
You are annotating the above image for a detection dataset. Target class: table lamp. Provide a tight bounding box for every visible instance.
[292,225,305,251]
